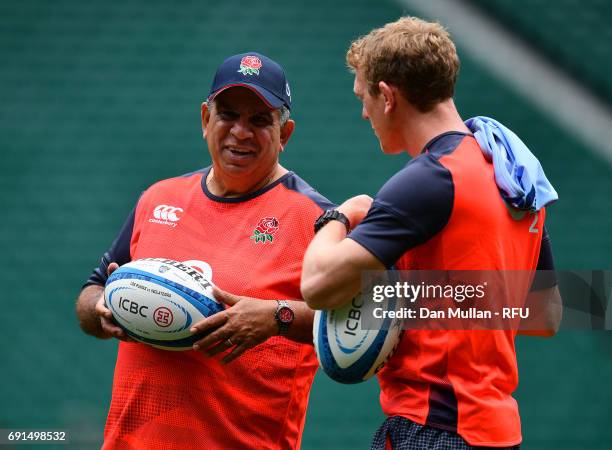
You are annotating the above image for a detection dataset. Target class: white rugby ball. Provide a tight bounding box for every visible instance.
[104,258,223,350]
[314,293,403,384]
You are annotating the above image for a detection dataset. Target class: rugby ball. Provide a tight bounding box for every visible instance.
[314,292,403,384]
[104,258,224,350]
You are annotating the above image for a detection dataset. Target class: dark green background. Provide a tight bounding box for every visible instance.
[1,1,610,449]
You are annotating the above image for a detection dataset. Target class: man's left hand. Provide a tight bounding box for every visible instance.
[190,287,277,364]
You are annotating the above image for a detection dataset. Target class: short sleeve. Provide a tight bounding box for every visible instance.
[530,226,557,291]
[82,205,136,288]
[348,155,454,268]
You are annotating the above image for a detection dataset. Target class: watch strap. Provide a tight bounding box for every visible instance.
[314,209,351,234]
[275,300,294,335]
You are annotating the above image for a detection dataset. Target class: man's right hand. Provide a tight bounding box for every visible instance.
[76,262,133,341]
[94,294,132,341]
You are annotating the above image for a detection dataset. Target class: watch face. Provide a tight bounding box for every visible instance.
[278,307,294,323]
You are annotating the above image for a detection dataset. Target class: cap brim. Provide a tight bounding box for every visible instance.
[208,83,286,109]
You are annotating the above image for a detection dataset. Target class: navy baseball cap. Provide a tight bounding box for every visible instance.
[208,52,292,110]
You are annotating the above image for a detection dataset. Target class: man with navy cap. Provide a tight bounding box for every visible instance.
[76,52,333,449]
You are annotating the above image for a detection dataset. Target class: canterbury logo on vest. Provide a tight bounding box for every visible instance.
[149,204,183,227]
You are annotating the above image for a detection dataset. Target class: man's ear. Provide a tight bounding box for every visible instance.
[201,102,210,138]
[378,81,396,115]
[279,119,295,152]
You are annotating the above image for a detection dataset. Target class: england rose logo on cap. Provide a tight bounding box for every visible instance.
[209,52,291,110]
[238,55,262,76]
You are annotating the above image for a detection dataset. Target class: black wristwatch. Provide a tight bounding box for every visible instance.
[275,300,294,335]
[314,209,350,234]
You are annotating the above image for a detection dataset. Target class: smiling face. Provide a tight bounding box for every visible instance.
[202,87,294,192]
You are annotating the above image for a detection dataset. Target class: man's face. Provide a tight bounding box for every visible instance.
[202,87,291,181]
[353,70,400,154]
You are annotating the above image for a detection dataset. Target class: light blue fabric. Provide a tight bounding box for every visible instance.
[465,116,558,211]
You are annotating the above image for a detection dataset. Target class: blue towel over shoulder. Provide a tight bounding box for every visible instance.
[465,116,558,211]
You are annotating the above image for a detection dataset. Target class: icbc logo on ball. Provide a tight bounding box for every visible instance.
[119,296,148,317]
[154,307,173,327]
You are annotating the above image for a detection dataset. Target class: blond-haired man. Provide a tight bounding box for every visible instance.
[302,17,558,449]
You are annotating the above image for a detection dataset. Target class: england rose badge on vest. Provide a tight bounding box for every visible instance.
[250,217,279,243]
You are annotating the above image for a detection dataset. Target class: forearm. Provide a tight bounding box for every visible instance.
[301,221,363,310]
[302,221,347,281]
[76,284,108,339]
